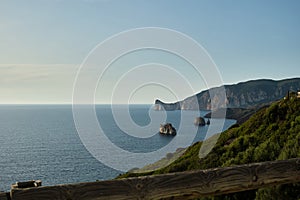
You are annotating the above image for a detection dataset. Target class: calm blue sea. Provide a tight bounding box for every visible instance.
[0,105,235,191]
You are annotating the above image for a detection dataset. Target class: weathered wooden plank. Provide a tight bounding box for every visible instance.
[0,192,9,200]
[10,158,300,200]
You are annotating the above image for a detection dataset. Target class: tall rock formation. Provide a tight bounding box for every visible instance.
[155,78,300,110]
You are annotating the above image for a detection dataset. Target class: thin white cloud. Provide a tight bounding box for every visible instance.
[0,64,79,104]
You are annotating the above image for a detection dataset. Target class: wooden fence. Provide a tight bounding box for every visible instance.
[1,158,299,200]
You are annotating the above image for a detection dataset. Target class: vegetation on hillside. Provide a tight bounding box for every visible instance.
[120,95,300,199]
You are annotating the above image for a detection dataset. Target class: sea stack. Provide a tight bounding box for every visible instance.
[194,117,206,126]
[159,123,177,136]
[206,119,210,125]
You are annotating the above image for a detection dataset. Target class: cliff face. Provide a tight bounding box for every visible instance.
[154,99,180,110]
[155,78,300,110]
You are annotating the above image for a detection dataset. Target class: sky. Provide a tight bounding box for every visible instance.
[0,0,300,104]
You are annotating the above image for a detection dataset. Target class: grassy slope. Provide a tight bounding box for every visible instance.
[120,96,300,199]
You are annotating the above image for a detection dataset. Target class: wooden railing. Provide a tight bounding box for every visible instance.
[1,158,300,200]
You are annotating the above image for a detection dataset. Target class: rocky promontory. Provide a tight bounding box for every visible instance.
[154,100,180,111]
[154,78,300,111]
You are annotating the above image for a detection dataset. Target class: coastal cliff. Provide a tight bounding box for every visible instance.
[155,78,300,110]
[121,92,300,199]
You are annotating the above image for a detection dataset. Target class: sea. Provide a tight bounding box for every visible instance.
[0,104,235,191]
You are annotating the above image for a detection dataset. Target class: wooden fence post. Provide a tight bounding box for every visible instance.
[0,192,9,200]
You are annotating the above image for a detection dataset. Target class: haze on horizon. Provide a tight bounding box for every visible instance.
[0,0,299,104]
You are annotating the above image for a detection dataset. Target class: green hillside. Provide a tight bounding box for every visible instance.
[121,94,300,199]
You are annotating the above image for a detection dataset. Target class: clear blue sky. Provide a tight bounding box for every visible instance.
[0,0,299,104]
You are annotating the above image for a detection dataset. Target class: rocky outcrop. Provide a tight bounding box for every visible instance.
[159,123,176,136]
[155,78,300,110]
[194,117,206,126]
[206,119,210,125]
[154,99,180,111]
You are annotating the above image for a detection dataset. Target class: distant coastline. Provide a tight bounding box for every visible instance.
[154,77,300,111]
